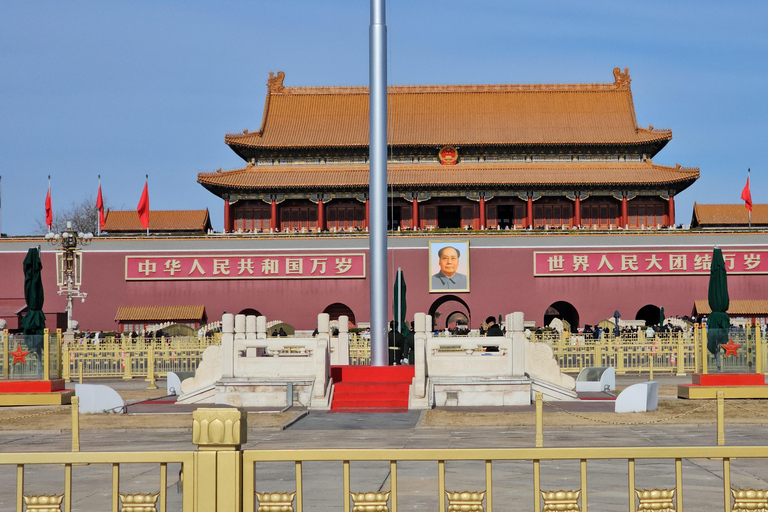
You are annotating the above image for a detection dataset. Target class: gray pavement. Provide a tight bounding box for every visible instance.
[0,375,765,511]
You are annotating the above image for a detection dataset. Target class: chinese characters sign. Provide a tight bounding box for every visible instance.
[126,253,366,281]
[534,250,768,276]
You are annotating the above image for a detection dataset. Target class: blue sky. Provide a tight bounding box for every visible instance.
[1,1,766,235]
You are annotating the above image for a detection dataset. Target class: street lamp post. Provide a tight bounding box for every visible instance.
[45,221,92,332]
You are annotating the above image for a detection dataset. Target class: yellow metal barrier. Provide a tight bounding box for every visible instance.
[0,406,767,511]
[242,446,768,512]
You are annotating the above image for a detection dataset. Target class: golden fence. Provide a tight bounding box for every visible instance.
[535,325,766,375]
[1,329,62,380]
[3,326,766,382]
[62,340,217,381]
[2,406,768,512]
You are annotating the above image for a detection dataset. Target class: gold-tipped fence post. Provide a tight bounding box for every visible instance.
[702,326,708,375]
[2,329,8,380]
[694,325,700,373]
[146,345,158,390]
[63,346,70,381]
[717,391,725,446]
[123,351,132,380]
[71,396,80,452]
[676,332,685,376]
[193,408,246,511]
[43,328,50,381]
[535,392,543,448]
[649,349,654,381]
[56,328,62,379]
[756,324,763,374]
[78,361,83,385]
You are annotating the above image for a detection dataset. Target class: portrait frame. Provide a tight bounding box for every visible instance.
[428,240,470,293]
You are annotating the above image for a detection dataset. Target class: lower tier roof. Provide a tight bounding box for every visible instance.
[198,161,698,197]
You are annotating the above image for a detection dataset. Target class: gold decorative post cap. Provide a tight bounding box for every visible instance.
[350,491,390,512]
[256,492,296,512]
[192,408,247,450]
[542,490,580,511]
[635,488,675,511]
[119,492,159,512]
[23,494,64,512]
[731,488,768,511]
[446,490,486,512]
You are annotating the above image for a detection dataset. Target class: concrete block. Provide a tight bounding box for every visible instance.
[615,381,659,413]
[75,384,124,414]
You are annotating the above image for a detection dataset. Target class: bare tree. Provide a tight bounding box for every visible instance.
[34,195,108,234]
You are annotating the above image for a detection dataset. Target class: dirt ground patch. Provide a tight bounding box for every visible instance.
[0,406,300,430]
[422,398,768,427]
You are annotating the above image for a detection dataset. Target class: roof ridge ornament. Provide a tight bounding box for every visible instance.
[267,71,286,94]
[613,67,631,89]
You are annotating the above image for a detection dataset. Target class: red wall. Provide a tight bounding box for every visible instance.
[1,234,766,332]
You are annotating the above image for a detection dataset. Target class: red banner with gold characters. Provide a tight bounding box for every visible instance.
[125,253,366,280]
[534,249,768,276]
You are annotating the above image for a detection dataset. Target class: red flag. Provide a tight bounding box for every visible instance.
[96,182,105,229]
[741,174,753,212]
[45,182,53,230]
[137,180,150,230]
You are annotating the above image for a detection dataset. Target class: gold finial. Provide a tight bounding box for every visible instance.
[268,71,286,93]
[613,67,631,89]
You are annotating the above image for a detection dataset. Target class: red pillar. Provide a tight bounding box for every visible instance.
[224,201,234,233]
[574,196,581,228]
[270,199,278,231]
[317,200,325,232]
[621,196,628,228]
[412,197,419,229]
[479,197,486,229]
[526,196,533,228]
[668,195,675,227]
[365,199,370,231]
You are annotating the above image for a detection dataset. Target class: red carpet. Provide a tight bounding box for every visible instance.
[330,365,414,413]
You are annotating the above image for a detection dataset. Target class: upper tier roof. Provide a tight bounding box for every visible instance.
[198,161,699,193]
[225,68,672,152]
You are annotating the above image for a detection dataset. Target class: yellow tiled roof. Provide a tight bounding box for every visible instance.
[691,204,768,227]
[198,161,699,190]
[114,305,206,322]
[693,300,768,316]
[225,69,671,149]
[103,210,210,232]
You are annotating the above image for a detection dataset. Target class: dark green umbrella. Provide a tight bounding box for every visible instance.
[706,247,730,355]
[20,248,46,335]
[393,267,409,337]
[659,307,665,327]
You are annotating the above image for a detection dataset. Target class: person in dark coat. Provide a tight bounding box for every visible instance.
[484,315,503,352]
[388,321,405,365]
[403,321,415,364]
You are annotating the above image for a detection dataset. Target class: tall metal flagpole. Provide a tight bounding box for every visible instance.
[369,0,388,366]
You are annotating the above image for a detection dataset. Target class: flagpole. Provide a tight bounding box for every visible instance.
[97,175,101,236]
[47,175,52,234]
[748,168,751,228]
[145,174,149,236]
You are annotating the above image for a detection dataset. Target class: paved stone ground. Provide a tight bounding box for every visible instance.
[0,375,765,511]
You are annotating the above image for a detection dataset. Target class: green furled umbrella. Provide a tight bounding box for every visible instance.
[706,247,730,355]
[393,267,410,337]
[20,248,46,335]
[659,307,665,327]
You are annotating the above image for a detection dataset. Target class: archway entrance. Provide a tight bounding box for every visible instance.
[322,302,356,328]
[543,301,579,330]
[238,308,262,317]
[428,295,471,331]
[636,304,661,327]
